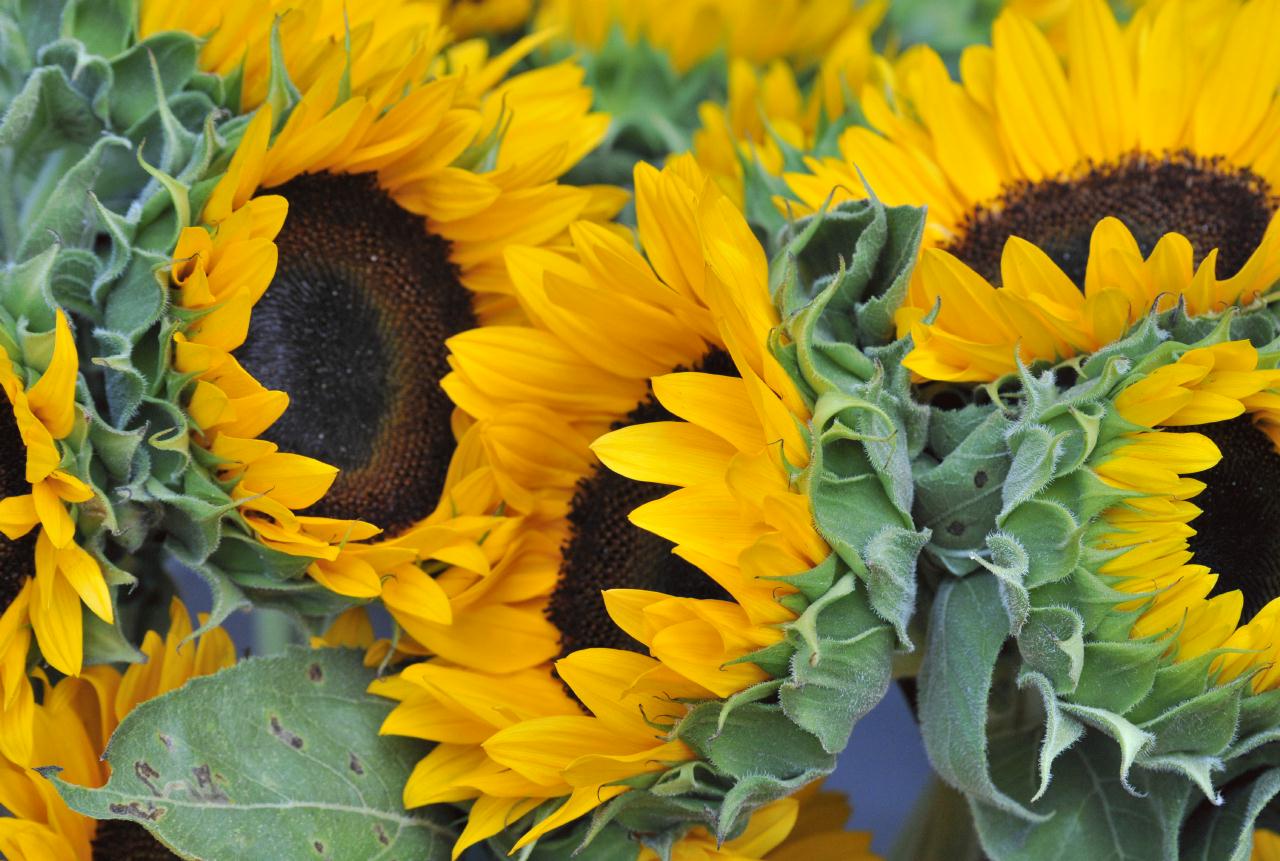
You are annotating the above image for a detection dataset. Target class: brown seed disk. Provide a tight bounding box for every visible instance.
[91,819,182,861]
[236,172,475,537]
[548,349,737,662]
[1175,416,1280,620]
[0,401,34,610]
[944,151,1277,287]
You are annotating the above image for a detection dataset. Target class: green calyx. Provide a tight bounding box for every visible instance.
[2,0,349,658]
[0,0,229,663]
[913,307,1280,859]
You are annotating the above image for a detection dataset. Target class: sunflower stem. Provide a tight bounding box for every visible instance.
[888,776,984,861]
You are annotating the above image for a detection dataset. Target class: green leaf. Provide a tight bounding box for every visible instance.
[918,574,1047,822]
[1182,768,1280,861]
[973,733,1185,861]
[48,648,455,860]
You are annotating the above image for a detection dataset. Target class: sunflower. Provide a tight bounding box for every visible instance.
[690,8,886,210]
[377,157,774,854]
[141,1,614,605]
[905,313,1280,852]
[643,783,880,861]
[785,0,1280,382]
[429,0,533,36]
[0,598,233,861]
[377,160,916,855]
[1085,339,1280,686]
[0,310,109,762]
[1257,830,1280,861]
[536,0,877,73]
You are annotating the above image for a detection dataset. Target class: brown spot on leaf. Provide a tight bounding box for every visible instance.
[974,470,988,488]
[135,761,161,796]
[269,715,304,749]
[107,800,164,821]
[158,733,174,751]
[349,753,364,776]
[374,823,390,845]
[307,663,323,682]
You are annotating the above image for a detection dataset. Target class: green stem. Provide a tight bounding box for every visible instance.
[889,776,986,861]
[253,608,294,656]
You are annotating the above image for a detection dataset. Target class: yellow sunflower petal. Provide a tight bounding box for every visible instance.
[25,310,78,440]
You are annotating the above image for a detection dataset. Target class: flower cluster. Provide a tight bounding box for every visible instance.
[2,1,1279,860]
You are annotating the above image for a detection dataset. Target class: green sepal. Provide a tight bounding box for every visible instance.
[772,197,926,396]
[573,769,723,860]
[1015,606,1085,694]
[1126,652,1218,725]
[772,196,931,644]
[264,15,302,127]
[57,0,133,58]
[1016,671,1086,802]
[1236,688,1280,744]
[678,700,834,783]
[108,31,200,131]
[20,132,131,259]
[913,405,1010,575]
[804,381,927,642]
[1067,637,1166,714]
[778,572,894,753]
[81,592,147,666]
[1139,676,1249,758]
[558,27,719,187]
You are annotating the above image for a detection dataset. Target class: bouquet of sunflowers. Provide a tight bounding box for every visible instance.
[2,0,1280,858]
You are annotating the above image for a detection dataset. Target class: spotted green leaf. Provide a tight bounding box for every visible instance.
[48,648,454,861]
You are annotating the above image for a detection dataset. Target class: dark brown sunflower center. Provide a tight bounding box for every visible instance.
[0,401,34,610]
[547,348,737,660]
[91,820,180,861]
[1176,415,1280,619]
[236,172,475,537]
[945,151,1277,287]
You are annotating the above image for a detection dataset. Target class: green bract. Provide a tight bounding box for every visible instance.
[0,0,233,660]
[911,311,1280,860]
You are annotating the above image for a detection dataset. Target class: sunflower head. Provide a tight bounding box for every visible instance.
[373,170,931,857]
[690,7,888,223]
[785,0,1280,384]
[120,0,614,632]
[902,311,1280,853]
